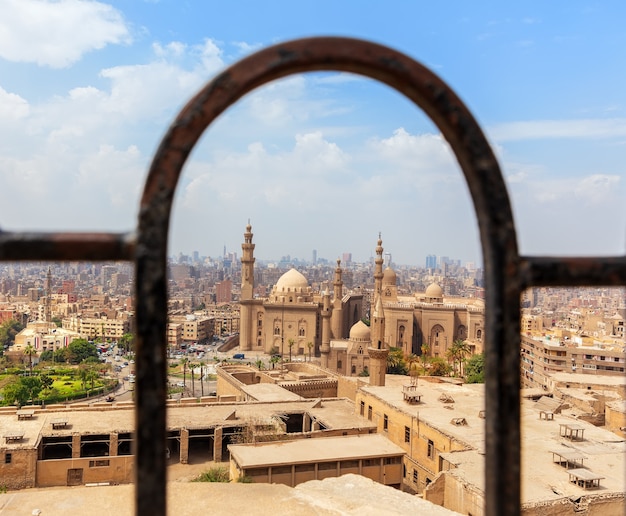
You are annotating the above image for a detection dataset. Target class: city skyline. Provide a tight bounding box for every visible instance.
[0,2,625,265]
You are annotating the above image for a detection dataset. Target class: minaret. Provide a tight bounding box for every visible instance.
[368,291,388,386]
[374,234,384,298]
[331,258,344,338]
[321,289,332,368]
[239,223,255,351]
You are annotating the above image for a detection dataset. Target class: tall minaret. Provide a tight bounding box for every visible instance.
[331,259,344,339]
[321,289,332,368]
[239,223,255,351]
[373,234,384,299]
[368,291,388,386]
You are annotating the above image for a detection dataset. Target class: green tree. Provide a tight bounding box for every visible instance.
[23,344,37,376]
[78,364,99,394]
[447,339,471,376]
[287,339,295,362]
[465,353,485,383]
[430,356,452,377]
[180,357,188,390]
[189,362,197,395]
[269,355,281,370]
[0,319,24,348]
[255,359,264,370]
[119,333,134,354]
[51,316,62,328]
[39,349,54,362]
[40,374,53,391]
[2,378,30,406]
[1,376,43,406]
[386,347,408,375]
[53,348,68,364]
[420,344,431,369]
[67,339,98,364]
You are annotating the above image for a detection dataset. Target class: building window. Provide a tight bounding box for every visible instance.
[427,439,435,459]
[383,414,388,431]
[367,406,372,421]
[360,401,365,416]
[413,469,418,483]
[404,426,410,443]
[5,453,11,464]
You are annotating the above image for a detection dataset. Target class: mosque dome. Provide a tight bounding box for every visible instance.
[275,268,309,293]
[349,320,371,341]
[382,266,397,286]
[425,282,443,299]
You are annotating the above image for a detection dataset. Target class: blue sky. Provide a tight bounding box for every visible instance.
[0,1,624,266]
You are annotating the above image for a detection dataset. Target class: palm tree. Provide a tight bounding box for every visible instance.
[180,357,188,391]
[190,362,196,396]
[307,341,313,362]
[199,364,205,396]
[288,339,295,362]
[255,358,264,370]
[448,339,471,376]
[420,344,431,370]
[23,344,36,376]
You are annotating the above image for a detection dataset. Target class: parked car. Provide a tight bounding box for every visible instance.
[233,353,245,359]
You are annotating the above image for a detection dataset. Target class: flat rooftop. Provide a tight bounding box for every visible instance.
[229,433,405,467]
[361,375,625,504]
[0,397,374,449]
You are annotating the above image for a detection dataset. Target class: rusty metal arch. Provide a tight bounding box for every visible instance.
[137,36,520,515]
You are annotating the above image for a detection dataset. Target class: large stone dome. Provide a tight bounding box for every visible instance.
[275,268,309,293]
[425,282,443,299]
[349,320,371,341]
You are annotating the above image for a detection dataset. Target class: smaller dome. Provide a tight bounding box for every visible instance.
[425,282,443,299]
[349,320,371,341]
[382,266,397,286]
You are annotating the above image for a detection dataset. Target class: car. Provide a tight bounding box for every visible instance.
[233,353,245,359]
[105,396,115,402]
[176,382,185,387]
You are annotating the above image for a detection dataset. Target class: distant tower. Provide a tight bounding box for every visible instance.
[321,289,332,368]
[368,292,388,386]
[45,267,52,324]
[239,223,255,351]
[312,249,317,265]
[331,259,344,338]
[374,234,384,296]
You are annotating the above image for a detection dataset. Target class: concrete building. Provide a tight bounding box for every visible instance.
[229,433,404,487]
[0,397,374,490]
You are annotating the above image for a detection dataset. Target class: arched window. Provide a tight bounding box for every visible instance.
[299,327,305,336]
[351,365,356,374]
[358,346,363,355]
[477,329,482,341]
[274,327,280,335]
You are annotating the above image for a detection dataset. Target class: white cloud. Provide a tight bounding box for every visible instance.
[0,87,29,120]
[489,118,626,141]
[0,0,131,68]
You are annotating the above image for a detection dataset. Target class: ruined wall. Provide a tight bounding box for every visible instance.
[0,448,37,489]
[36,456,134,487]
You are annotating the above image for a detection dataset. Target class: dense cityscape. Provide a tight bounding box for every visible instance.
[0,227,624,514]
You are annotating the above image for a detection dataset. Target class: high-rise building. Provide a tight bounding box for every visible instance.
[425,254,437,269]
[312,249,317,265]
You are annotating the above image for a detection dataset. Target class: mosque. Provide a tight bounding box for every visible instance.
[238,224,484,378]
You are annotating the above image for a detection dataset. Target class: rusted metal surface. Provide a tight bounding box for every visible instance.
[0,231,134,261]
[0,36,623,515]
[521,256,626,287]
[140,36,520,516]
